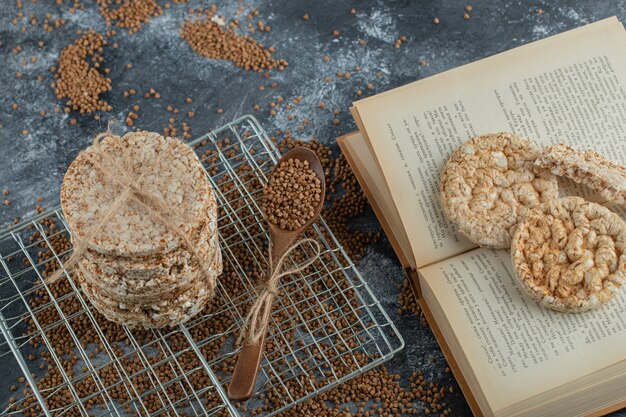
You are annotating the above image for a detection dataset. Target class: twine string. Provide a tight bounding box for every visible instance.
[48,131,213,285]
[238,237,321,345]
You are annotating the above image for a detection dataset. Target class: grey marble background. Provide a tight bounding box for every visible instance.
[1,0,626,415]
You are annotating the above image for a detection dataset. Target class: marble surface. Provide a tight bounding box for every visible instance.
[1,0,626,415]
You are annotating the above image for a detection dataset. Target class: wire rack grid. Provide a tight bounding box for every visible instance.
[0,114,404,417]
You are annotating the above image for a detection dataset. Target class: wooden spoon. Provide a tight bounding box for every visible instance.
[227,147,326,401]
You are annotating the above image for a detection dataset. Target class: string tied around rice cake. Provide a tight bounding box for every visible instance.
[48,130,214,286]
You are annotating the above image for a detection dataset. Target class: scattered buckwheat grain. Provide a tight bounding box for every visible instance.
[53,31,112,114]
[97,0,162,34]
[181,9,288,72]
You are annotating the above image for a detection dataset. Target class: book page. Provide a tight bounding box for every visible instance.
[420,248,626,414]
[338,132,415,269]
[557,177,605,203]
[353,17,626,269]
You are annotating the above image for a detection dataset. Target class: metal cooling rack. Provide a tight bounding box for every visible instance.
[0,114,404,416]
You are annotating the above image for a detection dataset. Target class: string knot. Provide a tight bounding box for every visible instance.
[264,283,279,297]
[237,238,321,345]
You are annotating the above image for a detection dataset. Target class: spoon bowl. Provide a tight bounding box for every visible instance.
[228,146,326,401]
[264,147,326,260]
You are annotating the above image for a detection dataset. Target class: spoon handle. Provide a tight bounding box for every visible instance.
[227,309,270,400]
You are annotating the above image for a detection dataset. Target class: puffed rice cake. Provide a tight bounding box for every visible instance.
[61,131,214,257]
[77,231,221,300]
[76,252,221,329]
[440,132,559,248]
[535,144,626,207]
[61,131,222,328]
[511,196,626,312]
[78,210,218,286]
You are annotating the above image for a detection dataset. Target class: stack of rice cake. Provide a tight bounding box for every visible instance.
[61,131,222,328]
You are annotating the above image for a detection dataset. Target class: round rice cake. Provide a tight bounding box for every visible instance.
[511,196,626,312]
[77,232,221,300]
[76,250,221,328]
[440,132,558,248]
[534,144,626,207]
[78,258,218,310]
[83,283,216,329]
[78,212,219,284]
[61,131,216,257]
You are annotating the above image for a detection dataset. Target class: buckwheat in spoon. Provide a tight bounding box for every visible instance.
[228,147,326,401]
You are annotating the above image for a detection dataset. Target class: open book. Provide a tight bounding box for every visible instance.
[339,17,626,417]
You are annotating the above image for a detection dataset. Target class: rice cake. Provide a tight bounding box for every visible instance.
[534,144,626,207]
[61,130,222,329]
[77,259,220,329]
[77,250,221,311]
[511,196,626,312]
[61,131,216,257]
[78,232,221,300]
[78,212,218,283]
[440,132,559,248]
